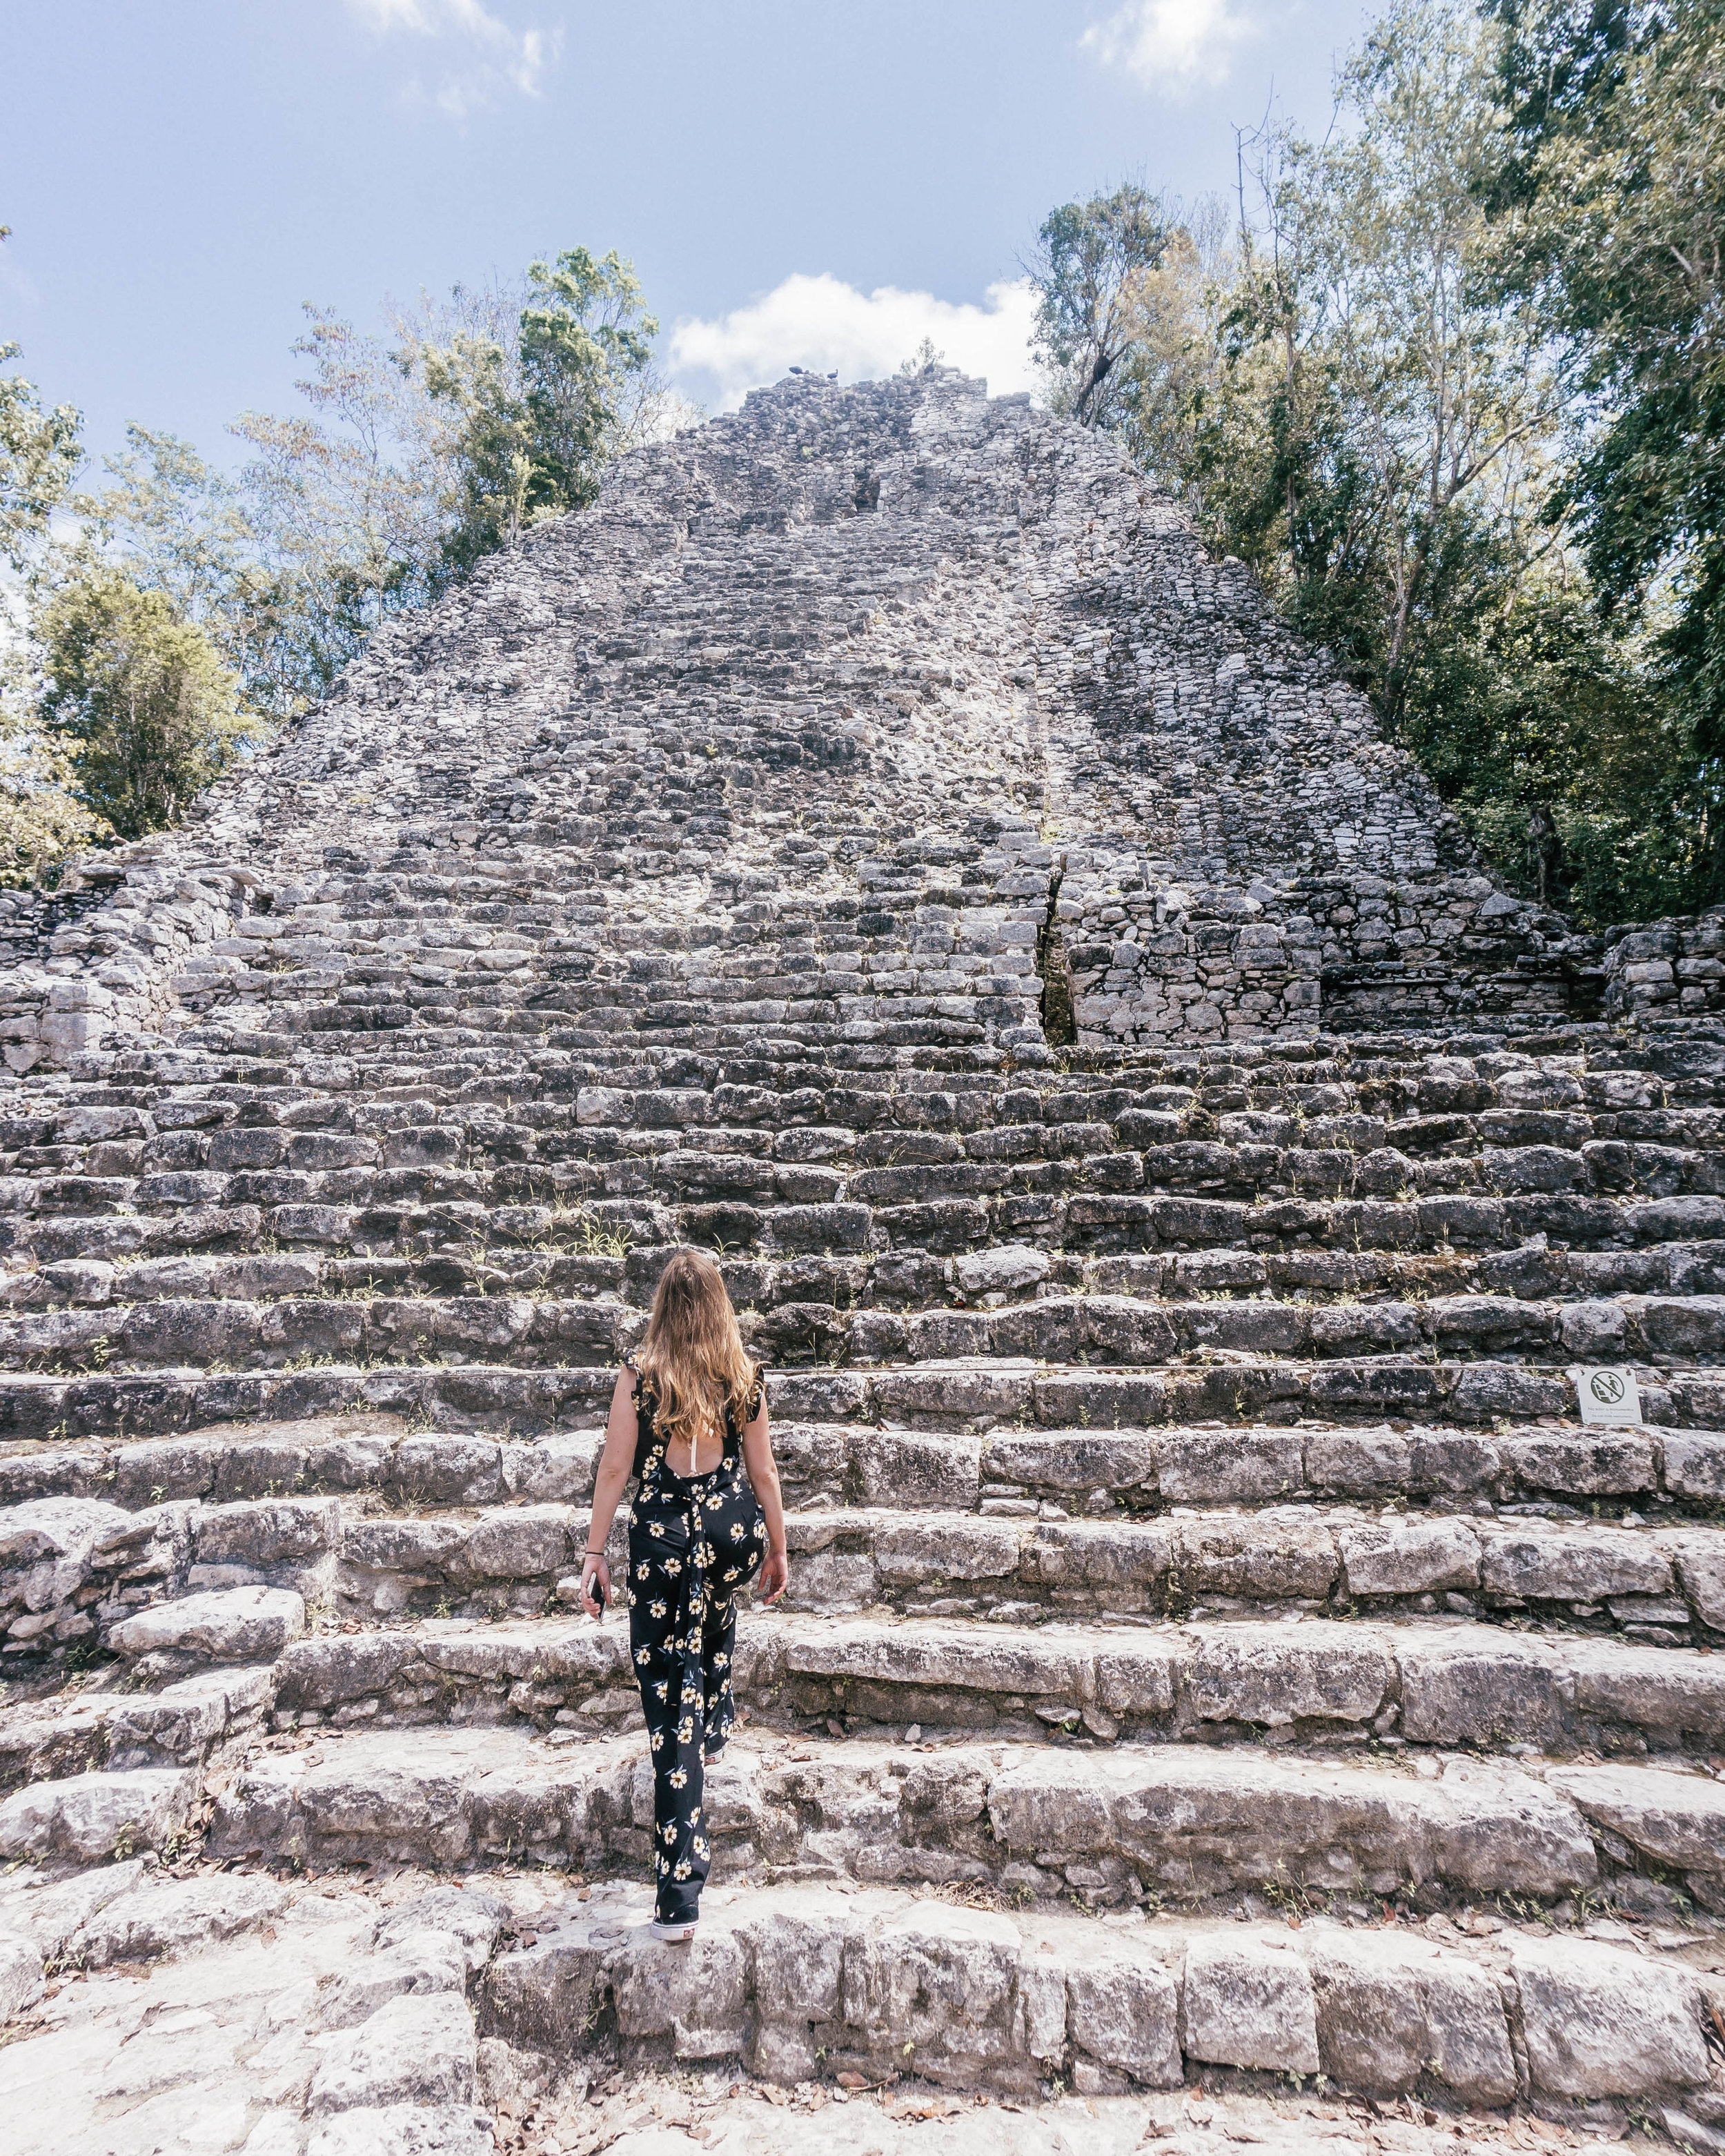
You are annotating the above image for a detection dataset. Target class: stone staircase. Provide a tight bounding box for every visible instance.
[2,369,1724,2153]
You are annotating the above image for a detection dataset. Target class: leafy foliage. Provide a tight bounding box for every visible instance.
[0,348,80,576]
[0,231,81,575]
[1487,0,1725,891]
[34,572,263,840]
[1028,0,1717,924]
[1028,184,1174,428]
[0,237,671,882]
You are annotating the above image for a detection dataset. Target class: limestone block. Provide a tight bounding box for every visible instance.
[1092,1639,1181,1717]
[1663,1430,1725,1501]
[1181,1935,1319,2074]
[1177,1621,1392,1728]
[1157,1427,1303,1504]
[390,1437,506,1506]
[1305,1933,1515,2101]
[1547,1762,1725,1888]
[1479,1526,1671,1604]
[321,1931,471,2028]
[1559,1300,1630,1356]
[1663,1530,1725,1629]
[0,1494,130,1616]
[954,1244,1050,1295]
[308,1992,478,2113]
[1564,1636,1725,1739]
[1513,1937,1707,2097]
[0,1766,197,1863]
[874,1516,1019,1585]
[192,1496,341,1571]
[71,1871,285,1966]
[461,1505,577,1581]
[0,1932,43,2020]
[1502,1425,1657,1496]
[342,1517,469,1579]
[873,1362,1032,1427]
[1024,1519,1170,1593]
[1303,1425,1412,1497]
[1397,1631,1562,1746]
[736,1903,846,2079]
[980,1430,1156,1496]
[1176,1513,1337,1601]
[612,1928,747,2059]
[307,2107,495,2156]
[107,1585,305,1665]
[1336,1516,1479,1597]
[1064,1948,1181,2085]
[851,1431,981,1510]
[844,1904,1029,2079]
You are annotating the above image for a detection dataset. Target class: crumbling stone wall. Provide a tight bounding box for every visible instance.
[1603,911,1725,1024]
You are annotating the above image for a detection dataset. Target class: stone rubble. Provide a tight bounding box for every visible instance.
[1,368,1724,2148]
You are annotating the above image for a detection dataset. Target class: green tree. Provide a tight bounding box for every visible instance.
[1188,2,1561,721]
[518,248,658,513]
[36,571,262,838]
[79,248,673,709]
[0,223,100,879]
[1486,0,1725,893]
[417,247,660,572]
[1029,0,1713,924]
[79,427,310,718]
[1027,184,1172,428]
[418,331,535,571]
[0,230,81,572]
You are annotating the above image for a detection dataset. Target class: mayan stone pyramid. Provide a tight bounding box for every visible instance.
[1,369,1723,2150]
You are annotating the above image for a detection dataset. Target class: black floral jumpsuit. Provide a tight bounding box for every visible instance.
[623,1356,767,1924]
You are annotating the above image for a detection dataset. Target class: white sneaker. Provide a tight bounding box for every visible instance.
[650,1917,698,1942]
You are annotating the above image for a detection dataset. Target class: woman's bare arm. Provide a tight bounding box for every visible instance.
[740,1396,789,1603]
[580,1367,640,1617]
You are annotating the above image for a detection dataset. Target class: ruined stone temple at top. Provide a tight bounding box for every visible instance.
[4,372,1725,2134]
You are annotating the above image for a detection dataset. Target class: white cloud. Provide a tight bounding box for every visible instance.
[668,274,1041,412]
[342,0,557,117]
[1082,0,1252,95]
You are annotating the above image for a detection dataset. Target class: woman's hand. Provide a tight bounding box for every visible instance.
[757,1549,789,1604]
[580,1554,611,1619]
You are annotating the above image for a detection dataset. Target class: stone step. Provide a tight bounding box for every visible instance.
[7,1348,1725,1444]
[11,1091,1725,1201]
[25,1081,1725,1171]
[40,1034,1725,1109]
[201,1715,1725,1932]
[487,1868,1714,2104]
[0,1663,269,1791]
[14,1276,1725,1389]
[16,1185,1725,1299]
[10,1410,1724,1520]
[0,1804,1712,2122]
[778,1505,1725,1639]
[262,1606,1725,1755]
[13,1476,1724,1656]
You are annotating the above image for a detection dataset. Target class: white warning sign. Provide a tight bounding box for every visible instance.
[1570,1365,1644,1427]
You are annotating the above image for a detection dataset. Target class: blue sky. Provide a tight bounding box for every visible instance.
[2,0,1374,473]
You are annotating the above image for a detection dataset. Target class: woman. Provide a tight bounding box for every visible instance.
[580,1248,789,1940]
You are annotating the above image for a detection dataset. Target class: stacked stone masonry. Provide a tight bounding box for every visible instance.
[3,370,1725,2152]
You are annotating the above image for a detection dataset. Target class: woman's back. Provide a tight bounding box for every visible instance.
[579,1249,789,1939]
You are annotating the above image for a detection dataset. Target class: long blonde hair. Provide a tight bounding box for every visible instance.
[635,1248,760,1468]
